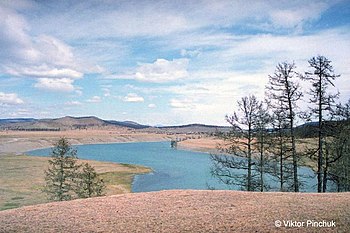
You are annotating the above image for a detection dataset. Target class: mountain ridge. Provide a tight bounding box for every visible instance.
[0,116,230,132]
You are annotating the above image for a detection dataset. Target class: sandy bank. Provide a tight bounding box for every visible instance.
[177,137,225,154]
[0,190,349,232]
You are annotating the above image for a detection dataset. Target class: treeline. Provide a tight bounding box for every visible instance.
[2,128,61,131]
[211,55,350,193]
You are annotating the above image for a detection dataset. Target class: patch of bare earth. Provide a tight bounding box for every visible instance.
[177,137,225,154]
[0,190,349,233]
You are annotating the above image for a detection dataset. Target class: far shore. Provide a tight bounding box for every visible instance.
[0,129,316,170]
[0,129,222,156]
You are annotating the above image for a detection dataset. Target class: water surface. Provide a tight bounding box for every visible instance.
[27,141,317,192]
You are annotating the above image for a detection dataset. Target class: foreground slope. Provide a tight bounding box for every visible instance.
[0,190,349,232]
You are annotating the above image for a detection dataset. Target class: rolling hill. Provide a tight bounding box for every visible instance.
[0,116,230,133]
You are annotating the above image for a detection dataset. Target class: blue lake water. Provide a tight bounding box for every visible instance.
[27,141,317,192]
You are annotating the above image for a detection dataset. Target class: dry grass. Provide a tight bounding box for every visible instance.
[178,137,225,154]
[0,190,349,232]
[0,154,150,211]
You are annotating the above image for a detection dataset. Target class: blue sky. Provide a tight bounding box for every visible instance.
[0,0,349,125]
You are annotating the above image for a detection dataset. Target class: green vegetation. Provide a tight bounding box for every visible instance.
[76,163,106,198]
[44,138,82,201]
[0,154,151,211]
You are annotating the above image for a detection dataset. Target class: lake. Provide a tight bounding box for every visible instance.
[27,141,317,192]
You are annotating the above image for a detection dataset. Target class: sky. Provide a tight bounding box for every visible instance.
[0,0,349,126]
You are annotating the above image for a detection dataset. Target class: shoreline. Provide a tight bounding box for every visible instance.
[1,130,317,172]
[0,130,179,155]
[0,130,222,156]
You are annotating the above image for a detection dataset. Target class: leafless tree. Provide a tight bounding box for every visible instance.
[302,55,340,192]
[266,62,302,192]
[211,95,264,191]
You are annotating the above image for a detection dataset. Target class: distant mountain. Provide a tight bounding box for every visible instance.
[0,116,230,133]
[160,123,228,129]
[105,120,150,129]
[52,116,107,127]
[153,123,231,134]
[0,116,151,131]
[295,120,349,138]
[0,116,108,131]
[0,118,36,123]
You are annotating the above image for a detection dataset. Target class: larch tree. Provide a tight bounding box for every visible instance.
[266,62,302,192]
[254,101,271,192]
[268,99,294,191]
[302,55,340,192]
[326,99,350,191]
[211,95,262,191]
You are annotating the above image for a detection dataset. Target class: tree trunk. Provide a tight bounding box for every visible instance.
[322,144,329,192]
[291,127,298,191]
[279,129,284,191]
[260,134,264,192]
[317,76,323,193]
[247,122,252,191]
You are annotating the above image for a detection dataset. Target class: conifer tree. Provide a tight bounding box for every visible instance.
[211,95,262,191]
[76,163,106,198]
[44,138,80,201]
[266,62,302,192]
[302,55,340,192]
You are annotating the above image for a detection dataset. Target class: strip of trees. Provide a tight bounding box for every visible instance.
[44,138,105,201]
[211,55,350,192]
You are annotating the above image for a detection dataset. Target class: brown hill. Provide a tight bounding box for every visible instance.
[52,116,107,128]
[0,116,117,131]
[0,190,349,232]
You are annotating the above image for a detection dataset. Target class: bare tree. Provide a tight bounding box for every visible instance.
[267,100,295,191]
[254,101,271,191]
[266,62,302,192]
[211,95,262,191]
[326,99,350,191]
[302,55,340,192]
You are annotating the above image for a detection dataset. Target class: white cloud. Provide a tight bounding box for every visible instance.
[5,65,83,79]
[123,93,144,102]
[0,4,86,95]
[0,17,82,78]
[65,101,82,106]
[180,49,201,57]
[24,0,336,40]
[102,88,111,97]
[148,103,156,108]
[269,2,328,29]
[87,96,101,103]
[0,92,24,105]
[135,58,189,83]
[169,98,195,109]
[75,88,83,96]
[34,78,75,92]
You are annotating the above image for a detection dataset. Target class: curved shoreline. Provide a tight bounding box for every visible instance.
[0,130,177,155]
